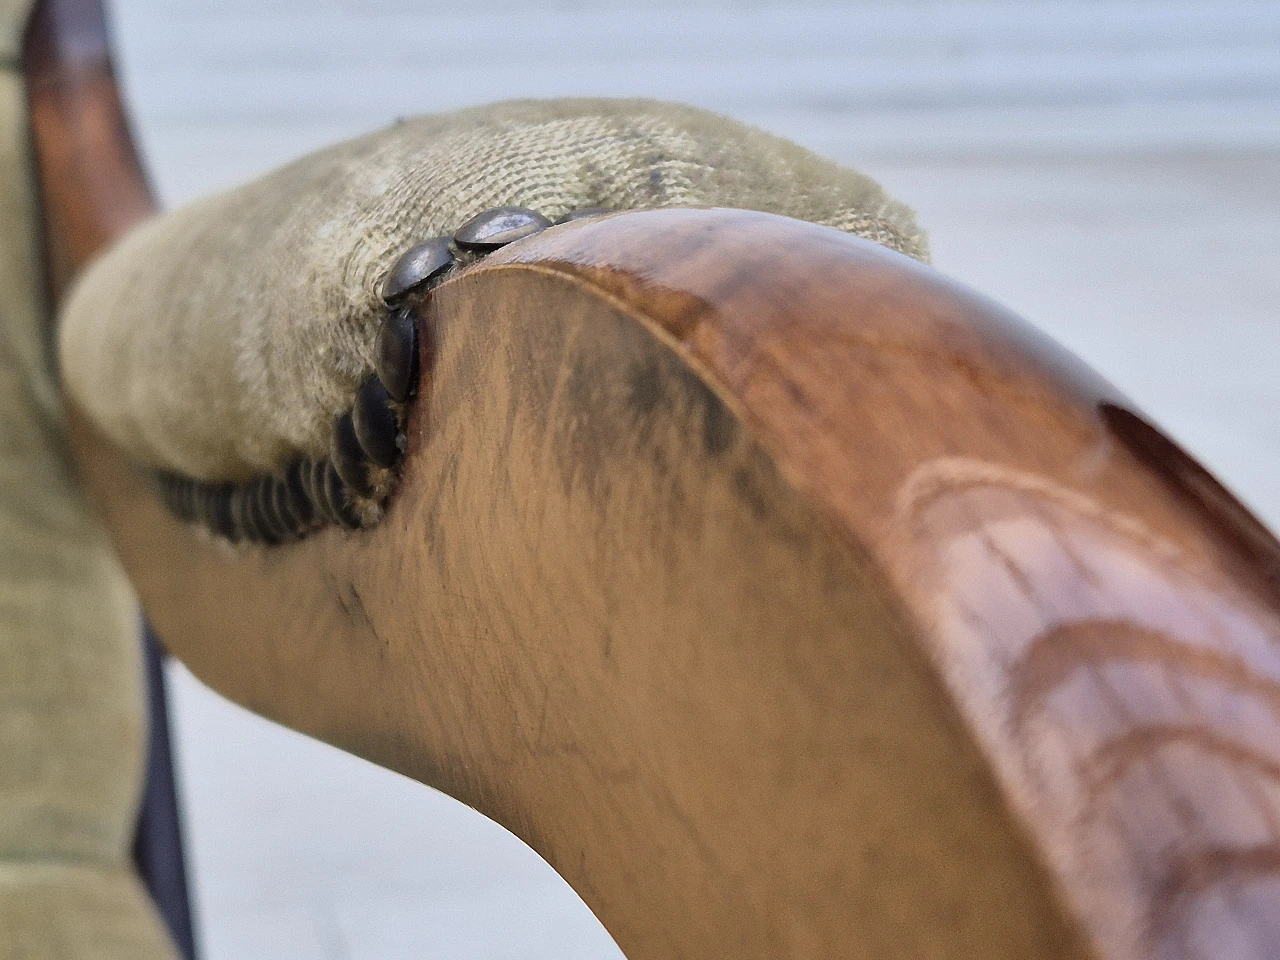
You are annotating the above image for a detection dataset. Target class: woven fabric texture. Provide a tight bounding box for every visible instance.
[0,69,173,960]
[0,0,31,64]
[60,98,929,482]
[0,73,148,866]
[0,863,176,960]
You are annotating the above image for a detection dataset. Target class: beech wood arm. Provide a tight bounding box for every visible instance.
[24,0,1280,957]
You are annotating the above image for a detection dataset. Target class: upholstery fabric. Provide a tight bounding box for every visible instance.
[59,98,930,482]
[0,0,31,66]
[0,69,175,960]
[0,863,176,959]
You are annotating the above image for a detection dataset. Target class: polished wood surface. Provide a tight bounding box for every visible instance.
[23,0,154,294]
[490,211,1280,960]
[23,2,1280,956]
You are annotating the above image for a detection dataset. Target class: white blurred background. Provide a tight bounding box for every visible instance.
[103,1,1280,957]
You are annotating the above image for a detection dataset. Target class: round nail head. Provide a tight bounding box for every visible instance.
[307,459,337,524]
[283,460,315,529]
[331,412,375,500]
[267,475,301,540]
[207,486,239,542]
[321,461,362,529]
[380,236,454,304]
[454,206,551,251]
[353,376,401,469]
[251,477,286,545]
[232,486,264,543]
[375,310,418,403]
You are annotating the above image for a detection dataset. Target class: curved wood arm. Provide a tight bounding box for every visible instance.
[25,2,1280,958]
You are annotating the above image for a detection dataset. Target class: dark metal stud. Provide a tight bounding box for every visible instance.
[299,458,318,507]
[267,476,299,542]
[321,461,362,529]
[273,476,301,541]
[353,375,401,469]
[306,459,335,523]
[231,486,264,543]
[331,412,375,500]
[453,206,551,252]
[242,479,268,543]
[283,460,315,530]
[271,473,300,535]
[259,476,293,543]
[374,309,419,403]
[207,485,239,543]
[249,478,285,545]
[380,236,454,305]
[553,207,613,225]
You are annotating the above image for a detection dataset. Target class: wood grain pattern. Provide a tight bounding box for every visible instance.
[23,0,154,292]
[484,211,1280,960]
[57,244,1088,960]
[50,209,1280,960]
[24,2,1280,954]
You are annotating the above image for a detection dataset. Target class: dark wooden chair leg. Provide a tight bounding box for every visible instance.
[133,627,198,960]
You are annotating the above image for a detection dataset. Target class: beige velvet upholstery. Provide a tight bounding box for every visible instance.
[59,98,929,483]
[0,61,177,960]
[0,864,177,959]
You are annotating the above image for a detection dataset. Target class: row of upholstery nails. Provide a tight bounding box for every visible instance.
[156,458,359,545]
[155,204,611,545]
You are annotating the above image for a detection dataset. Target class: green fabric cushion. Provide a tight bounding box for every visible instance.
[0,0,31,66]
[0,66,176,960]
[0,863,176,960]
[0,67,146,871]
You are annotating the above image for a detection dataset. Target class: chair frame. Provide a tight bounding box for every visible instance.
[21,0,1280,956]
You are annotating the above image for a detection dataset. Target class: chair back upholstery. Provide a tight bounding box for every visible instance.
[0,6,175,952]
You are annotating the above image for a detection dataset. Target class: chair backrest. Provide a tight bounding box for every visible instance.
[0,1,178,956]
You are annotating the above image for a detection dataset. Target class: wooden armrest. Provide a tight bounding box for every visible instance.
[26,0,1280,957]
